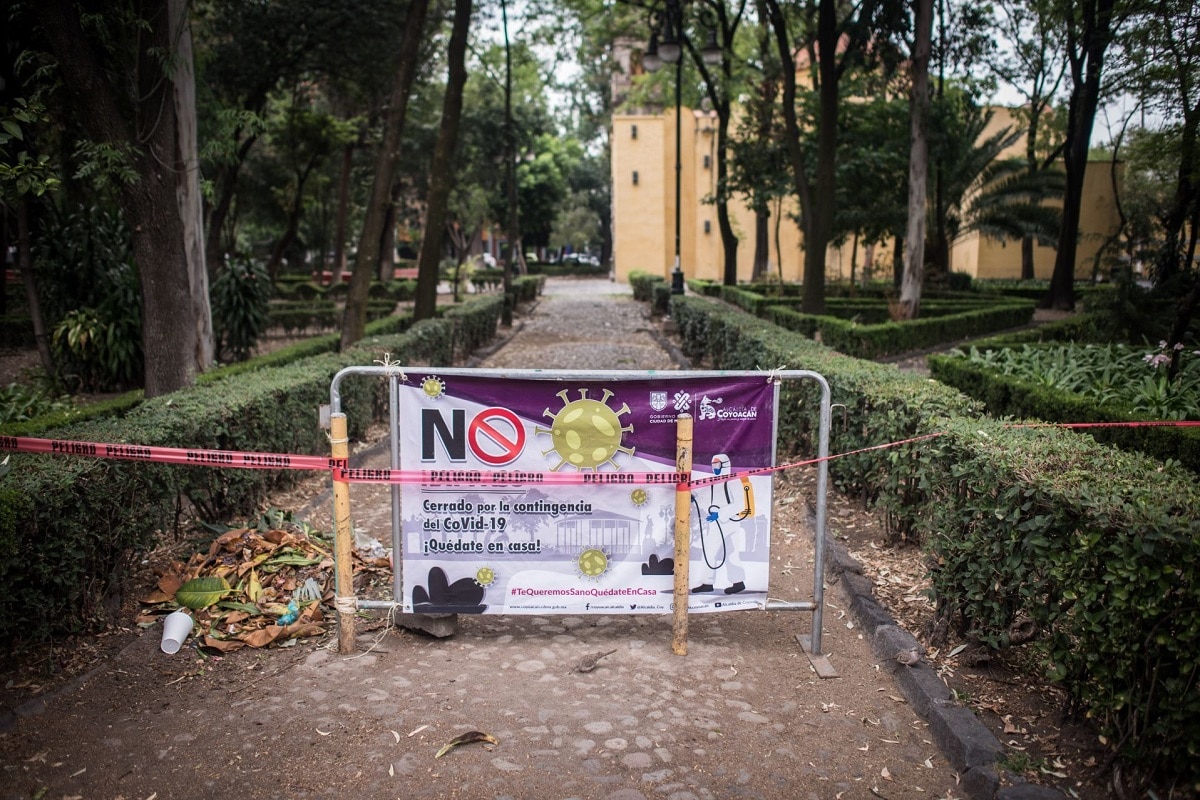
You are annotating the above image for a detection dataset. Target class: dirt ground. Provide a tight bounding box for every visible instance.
[0,280,1114,799]
[1,474,970,800]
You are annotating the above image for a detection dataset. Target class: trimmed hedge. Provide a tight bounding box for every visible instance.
[668,293,1200,782]
[928,349,1200,474]
[705,283,1035,359]
[0,295,507,643]
[765,300,1035,360]
[628,270,665,303]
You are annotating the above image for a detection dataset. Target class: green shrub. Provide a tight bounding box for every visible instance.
[666,292,1200,784]
[511,274,545,303]
[714,284,1036,360]
[272,280,324,301]
[37,205,143,391]
[0,382,73,425]
[52,306,142,392]
[765,300,1035,359]
[0,296,514,643]
[212,258,272,362]
[916,417,1200,781]
[444,294,504,359]
[628,270,665,302]
[929,348,1200,473]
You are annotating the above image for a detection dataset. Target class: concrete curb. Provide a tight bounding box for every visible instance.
[821,533,1068,800]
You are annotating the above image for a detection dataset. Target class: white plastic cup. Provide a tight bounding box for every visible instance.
[160,609,194,654]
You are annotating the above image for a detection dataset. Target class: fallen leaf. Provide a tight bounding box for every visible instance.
[247,569,263,603]
[176,576,231,610]
[408,725,429,737]
[435,730,499,758]
[316,728,332,736]
[881,766,892,781]
[239,625,283,648]
[391,730,400,743]
[201,635,245,653]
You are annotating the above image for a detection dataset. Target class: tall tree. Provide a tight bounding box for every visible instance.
[341,0,431,348]
[1045,0,1125,310]
[414,0,474,321]
[764,0,904,313]
[34,0,197,396]
[502,0,525,322]
[897,0,933,319]
[1123,0,1200,373]
[169,0,214,372]
[686,0,748,287]
[988,0,1067,281]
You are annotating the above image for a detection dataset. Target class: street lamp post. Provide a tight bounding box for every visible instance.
[644,2,721,295]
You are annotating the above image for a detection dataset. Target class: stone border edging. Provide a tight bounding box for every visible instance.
[819,529,1068,800]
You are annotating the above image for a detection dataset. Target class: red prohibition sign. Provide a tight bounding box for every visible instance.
[468,407,526,465]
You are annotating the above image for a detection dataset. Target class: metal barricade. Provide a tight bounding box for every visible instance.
[325,367,833,674]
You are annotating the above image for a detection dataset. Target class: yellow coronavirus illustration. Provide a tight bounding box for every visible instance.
[474,566,496,587]
[421,375,446,399]
[630,488,649,507]
[577,547,610,578]
[535,388,634,470]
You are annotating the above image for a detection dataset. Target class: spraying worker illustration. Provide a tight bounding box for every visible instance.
[691,453,754,594]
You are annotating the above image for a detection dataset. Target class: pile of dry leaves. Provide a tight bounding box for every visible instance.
[138,519,389,653]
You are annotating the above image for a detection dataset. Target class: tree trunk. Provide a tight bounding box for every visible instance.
[717,98,739,286]
[1020,98,1042,281]
[1167,276,1200,379]
[333,144,353,284]
[752,207,769,282]
[1155,110,1198,282]
[341,0,430,346]
[413,0,472,321]
[378,178,401,282]
[501,0,519,323]
[17,200,55,376]
[1047,0,1117,310]
[898,0,933,320]
[266,160,316,282]
[203,135,257,280]
[170,0,213,373]
[1021,235,1035,280]
[35,0,196,397]
[773,197,784,284]
[802,0,839,314]
[764,0,817,307]
[849,231,859,285]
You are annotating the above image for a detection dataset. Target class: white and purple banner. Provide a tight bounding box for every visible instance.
[398,373,777,614]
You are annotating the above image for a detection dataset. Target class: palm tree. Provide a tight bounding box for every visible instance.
[928,99,1064,278]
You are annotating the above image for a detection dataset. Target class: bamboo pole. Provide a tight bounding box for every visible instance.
[330,412,356,654]
[672,413,693,656]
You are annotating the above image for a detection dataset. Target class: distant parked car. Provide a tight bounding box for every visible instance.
[562,253,600,267]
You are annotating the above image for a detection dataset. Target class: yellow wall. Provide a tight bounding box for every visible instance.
[612,104,1122,285]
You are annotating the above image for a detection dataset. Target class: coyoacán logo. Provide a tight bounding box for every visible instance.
[699,395,758,422]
